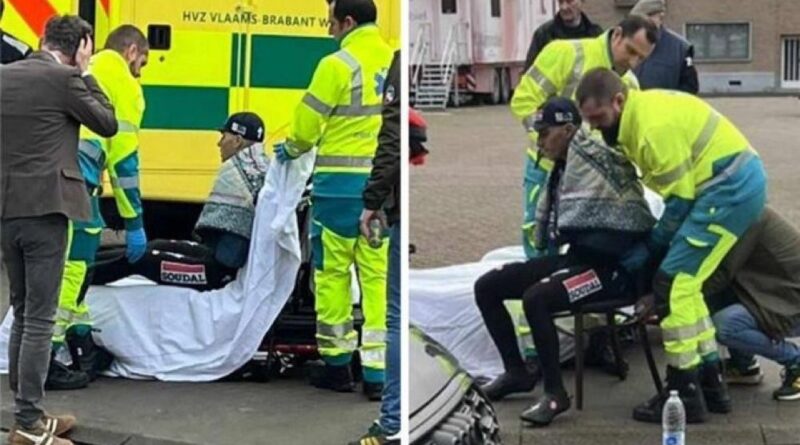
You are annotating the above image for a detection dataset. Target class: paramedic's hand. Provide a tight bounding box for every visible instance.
[125,228,147,263]
[273,143,295,164]
[359,209,387,239]
[619,241,650,275]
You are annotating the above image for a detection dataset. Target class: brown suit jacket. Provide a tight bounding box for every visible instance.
[0,51,117,221]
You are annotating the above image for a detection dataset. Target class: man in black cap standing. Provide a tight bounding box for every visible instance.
[88,112,270,291]
[475,97,656,427]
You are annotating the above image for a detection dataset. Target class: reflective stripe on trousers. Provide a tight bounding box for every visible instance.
[313,211,388,366]
[659,224,737,369]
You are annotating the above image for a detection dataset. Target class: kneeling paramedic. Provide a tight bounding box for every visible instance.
[576,68,767,423]
[474,97,656,426]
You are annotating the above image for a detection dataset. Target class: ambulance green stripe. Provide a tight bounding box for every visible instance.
[141,86,229,130]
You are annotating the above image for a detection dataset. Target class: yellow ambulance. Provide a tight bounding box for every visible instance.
[2,0,399,237]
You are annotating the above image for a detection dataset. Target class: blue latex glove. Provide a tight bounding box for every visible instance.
[125,228,147,263]
[273,143,295,164]
[619,241,651,274]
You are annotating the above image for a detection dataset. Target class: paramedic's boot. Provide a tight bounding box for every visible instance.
[479,365,539,401]
[700,360,732,413]
[66,326,113,381]
[311,363,355,393]
[7,421,74,445]
[45,356,89,391]
[633,366,708,424]
[519,391,570,427]
[363,381,384,401]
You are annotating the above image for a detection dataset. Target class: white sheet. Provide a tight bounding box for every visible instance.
[409,191,664,380]
[0,152,315,381]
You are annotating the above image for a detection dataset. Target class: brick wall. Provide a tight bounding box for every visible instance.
[580,0,800,75]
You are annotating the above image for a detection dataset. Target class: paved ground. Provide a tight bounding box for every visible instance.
[410,97,800,268]
[410,98,800,444]
[0,373,378,444]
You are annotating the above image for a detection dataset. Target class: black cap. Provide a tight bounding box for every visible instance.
[219,112,265,142]
[533,97,582,132]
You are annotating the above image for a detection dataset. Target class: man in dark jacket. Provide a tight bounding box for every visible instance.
[630,0,699,93]
[0,0,32,64]
[703,207,800,401]
[524,0,603,70]
[0,15,117,445]
[352,49,400,445]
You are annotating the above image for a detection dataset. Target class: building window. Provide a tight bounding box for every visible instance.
[442,0,456,14]
[491,0,501,17]
[686,23,750,62]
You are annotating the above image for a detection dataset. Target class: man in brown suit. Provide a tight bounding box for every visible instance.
[0,15,117,445]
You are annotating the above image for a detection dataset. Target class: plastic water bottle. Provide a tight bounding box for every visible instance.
[663,390,686,445]
[368,219,383,248]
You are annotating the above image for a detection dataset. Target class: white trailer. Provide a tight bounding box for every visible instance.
[410,0,555,109]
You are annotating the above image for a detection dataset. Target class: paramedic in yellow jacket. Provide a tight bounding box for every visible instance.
[275,0,392,400]
[48,25,149,391]
[511,15,657,259]
[506,15,657,366]
[576,68,767,424]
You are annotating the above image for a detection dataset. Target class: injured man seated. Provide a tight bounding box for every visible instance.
[473,97,657,426]
[28,112,313,389]
[91,112,270,291]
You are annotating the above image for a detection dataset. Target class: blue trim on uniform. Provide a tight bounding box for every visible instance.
[311,197,364,238]
[78,140,104,187]
[73,195,105,230]
[363,367,385,384]
[310,221,324,271]
[115,152,144,220]
[312,172,369,199]
[323,353,352,367]
[650,196,693,248]
[660,155,767,276]
[68,227,103,264]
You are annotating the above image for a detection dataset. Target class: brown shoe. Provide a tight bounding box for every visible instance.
[7,421,74,445]
[42,412,76,436]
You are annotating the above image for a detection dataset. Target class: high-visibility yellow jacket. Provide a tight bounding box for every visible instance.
[618,89,753,202]
[618,89,758,246]
[79,49,145,230]
[511,31,640,147]
[286,24,393,199]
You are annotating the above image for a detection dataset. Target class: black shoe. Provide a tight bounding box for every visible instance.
[773,364,800,401]
[632,366,708,424]
[363,381,384,401]
[310,364,355,393]
[519,391,570,427]
[348,422,400,445]
[65,327,113,381]
[724,357,764,385]
[700,360,732,413]
[45,359,89,391]
[479,367,539,401]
